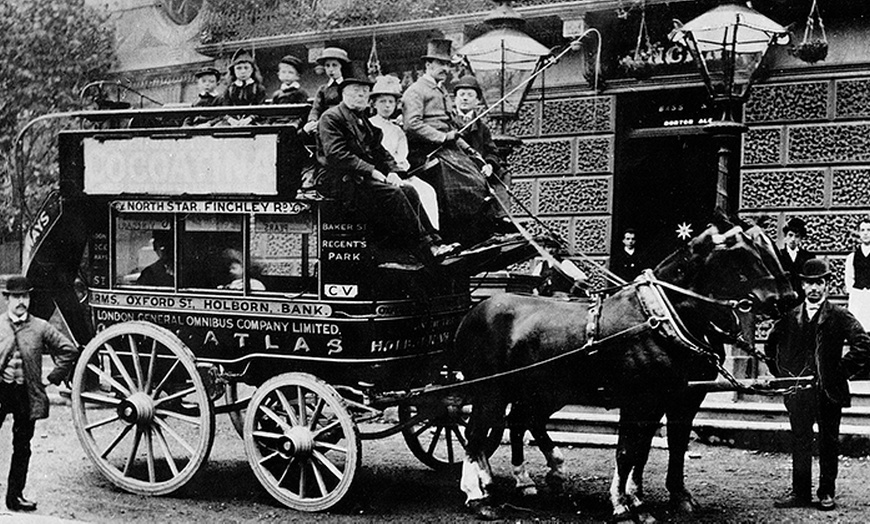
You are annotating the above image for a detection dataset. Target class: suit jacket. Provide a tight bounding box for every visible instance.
[402,75,455,149]
[454,111,501,176]
[307,82,341,123]
[777,247,813,297]
[316,103,399,194]
[765,300,870,406]
[222,81,266,106]
[0,314,78,420]
[271,85,309,105]
[610,248,643,281]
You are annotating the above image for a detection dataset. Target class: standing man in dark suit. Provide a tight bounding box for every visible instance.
[610,228,643,281]
[777,217,813,300]
[0,275,78,512]
[765,259,870,511]
[317,75,458,264]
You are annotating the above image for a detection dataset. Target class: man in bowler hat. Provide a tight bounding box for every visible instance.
[765,259,870,511]
[777,217,813,300]
[0,275,78,511]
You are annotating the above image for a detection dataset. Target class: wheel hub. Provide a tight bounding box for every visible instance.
[118,392,155,425]
[279,426,315,457]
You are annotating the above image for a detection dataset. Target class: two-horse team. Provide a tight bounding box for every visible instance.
[450,213,798,522]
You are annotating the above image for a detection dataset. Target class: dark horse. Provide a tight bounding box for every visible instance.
[452,216,795,521]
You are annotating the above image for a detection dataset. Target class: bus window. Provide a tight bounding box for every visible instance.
[114,214,174,287]
[179,214,244,290]
[251,212,316,293]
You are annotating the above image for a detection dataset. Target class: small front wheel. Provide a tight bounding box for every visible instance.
[243,373,361,512]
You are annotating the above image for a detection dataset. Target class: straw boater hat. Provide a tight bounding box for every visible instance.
[279,54,304,72]
[798,258,830,281]
[2,275,32,296]
[316,47,350,65]
[452,75,483,96]
[194,66,221,79]
[369,75,402,99]
[422,39,455,63]
[783,217,807,238]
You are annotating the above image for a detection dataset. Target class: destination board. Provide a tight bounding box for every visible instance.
[90,290,332,318]
[111,200,310,215]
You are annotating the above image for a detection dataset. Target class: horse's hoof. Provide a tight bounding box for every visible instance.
[636,511,657,524]
[670,493,699,514]
[545,471,565,494]
[611,509,633,523]
[467,499,500,521]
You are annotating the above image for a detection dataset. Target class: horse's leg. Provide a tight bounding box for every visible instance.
[624,421,660,524]
[461,395,501,520]
[509,419,538,497]
[665,388,707,514]
[610,435,635,523]
[531,422,566,494]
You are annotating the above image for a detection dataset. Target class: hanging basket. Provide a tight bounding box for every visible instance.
[619,7,661,80]
[792,0,828,64]
[790,40,828,63]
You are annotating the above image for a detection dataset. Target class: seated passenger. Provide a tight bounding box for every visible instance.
[402,39,512,247]
[303,47,349,134]
[183,66,223,127]
[222,48,266,126]
[316,74,459,264]
[271,54,309,107]
[368,75,439,230]
[137,231,174,287]
[218,248,265,290]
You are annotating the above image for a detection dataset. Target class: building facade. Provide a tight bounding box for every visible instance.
[97,0,870,299]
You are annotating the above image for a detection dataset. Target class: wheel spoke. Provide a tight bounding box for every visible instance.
[145,428,156,483]
[154,386,197,407]
[309,397,325,431]
[252,430,285,440]
[86,363,131,397]
[274,388,298,427]
[153,425,179,476]
[314,440,347,453]
[154,417,196,456]
[425,425,444,456]
[309,455,328,496]
[258,450,281,465]
[81,391,122,406]
[259,404,293,433]
[123,427,143,477]
[312,419,340,439]
[296,386,307,427]
[312,449,343,481]
[276,456,297,486]
[103,341,137,393]
[445,426,455,464]
[99,423,134,459]
[297,460,306,496]
[144,338,158,394]
[152,360,181,397]
[155,409,202,427]
[449,426,468,449]
[412,419,435,438]
[128,334,145,391]
[85,413,121,431]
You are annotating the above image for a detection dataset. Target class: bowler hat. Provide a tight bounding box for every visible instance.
[422,39,456,63]
[452,75,483,96]
[279,54,304,72]
[316,47,350,65]
[783,217,807,238]
[230,48,255,67]
[798,258,830,281]
[2,275,32,296]
[194,66,221,79]
[369,75,402,99]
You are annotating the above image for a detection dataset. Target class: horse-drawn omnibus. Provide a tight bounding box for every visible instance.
[19,103,535,512]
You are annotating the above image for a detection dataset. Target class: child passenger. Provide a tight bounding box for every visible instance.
[183,66,222,127]
[271,54,309,105]
[368,75,440,230]
[303,47,349,134]
[223,48,266,126]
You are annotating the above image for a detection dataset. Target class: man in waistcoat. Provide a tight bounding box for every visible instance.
[845,217,870,331]
[0,275,78,512]
[777,217,813,301]
[765,259,870,511]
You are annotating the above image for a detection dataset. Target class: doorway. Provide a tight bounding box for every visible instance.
[613,131,717,267]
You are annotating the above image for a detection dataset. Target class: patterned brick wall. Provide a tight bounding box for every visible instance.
[742,78,870,297]
[507,95,615,260]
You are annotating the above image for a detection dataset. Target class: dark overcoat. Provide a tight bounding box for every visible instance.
[765,300,870,407]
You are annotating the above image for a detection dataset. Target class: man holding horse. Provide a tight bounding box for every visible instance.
[765,258,870,511]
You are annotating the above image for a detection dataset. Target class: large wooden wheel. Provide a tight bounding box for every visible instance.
[399,403,502,472]
[71,321,215,495]
[243,373,361,512]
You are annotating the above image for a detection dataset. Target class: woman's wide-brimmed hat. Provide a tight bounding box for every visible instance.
[798,258,830,281]
[369,75,402,99]
[316,47,350,65]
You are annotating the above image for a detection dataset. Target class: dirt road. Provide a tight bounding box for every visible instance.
[2,398,869,523]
